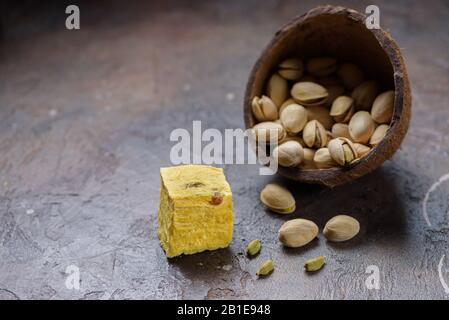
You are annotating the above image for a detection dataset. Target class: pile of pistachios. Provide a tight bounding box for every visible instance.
[251,57,394,169]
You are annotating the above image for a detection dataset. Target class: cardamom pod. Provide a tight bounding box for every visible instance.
[267,73,288,107]
[260,183,295,214]
[304,256,326,272]
[280,104,308,134]
[251,95,279,122]
[302,120,328,148]
[256,259,274,276]
[348,111,375,144]
[351,81,379,110]
[369,124,389,146]
[323,215,360,242]
[330,96,355,123]
[371,90,394,124]
[306,57,337,77]
[291,82,328,106]
[306,105,334,130]
[313,147,337,169]
[279,218,319,247]
[272,141,304,167]
[338,63,364,90]
[246,239,261,256]
[252,121,286,144]
[328,137,357,166]
[278,58,304,80]
[331,123,351,139]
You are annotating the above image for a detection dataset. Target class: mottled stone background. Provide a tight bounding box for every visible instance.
[0,0,448,299]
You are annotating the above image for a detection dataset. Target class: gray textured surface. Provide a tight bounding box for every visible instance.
[1,0,449,300]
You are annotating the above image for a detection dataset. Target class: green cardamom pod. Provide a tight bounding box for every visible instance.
[256,259,274,276]
[304,256,325,272]
[246,239,261,256]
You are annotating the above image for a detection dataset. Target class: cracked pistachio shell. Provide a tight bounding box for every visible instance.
[324,84,345,107]
[280,104,308,134]
[302,120,328,148]
[331,123,351,139]
[246,239,261,256]
[291,82,328,106]
[369,124,389,146]
[306,105,334,130]
[351,81,379,110]
[272,141,304,167]
[330,96,355,123]
[251,95,279,122]
[323,215,360,242]
[278,58,304,80]
[304,256,326,272]
[260,183,295,214]
[338,63,364,90]
[313,147,337,169]
[371,90,394,124]
[353,143,371,158]
[348,111,375,144]
[328,138,358,166]
[252,121,286,144]
[306,57,338,77]
[302,148,317,169]
[256,259,274,276]
[279,219,319,248]
[267,73,288,107]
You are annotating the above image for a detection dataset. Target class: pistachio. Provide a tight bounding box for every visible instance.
[256,259,274,276]
[306,105,334,130]
[330,96,355,123]
[272,141,304,167]
[371,90,394,124]
[328,138,358,166]
[252,121,286,144]
[302,148,316,169]
[338,63,364,90]
[278,218,319,248]
[331,123,351,139]
[313,147,337,169]
[278,58,304,80]
[351,81,379,110]
[260,183,295,214]
[323,215,360,242]
[267,73,288,107]
[279,98,296,114]
[251,95,279,122]
[304,256,326,272]
[353,143,371,158]
[369,124,389,146]
[302,120,328,148]
[306,57,338,77]
[291,82,328,106]
[280,104,308,134]
[348,111,375,144]
[324,84,345,107]
[246,239,261,256]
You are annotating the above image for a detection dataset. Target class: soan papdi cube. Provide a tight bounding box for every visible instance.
[158,165,233,258]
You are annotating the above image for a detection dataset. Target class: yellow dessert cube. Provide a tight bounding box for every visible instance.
[158,165,233,258]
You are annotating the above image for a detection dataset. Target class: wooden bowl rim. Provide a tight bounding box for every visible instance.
[243,5,411,187]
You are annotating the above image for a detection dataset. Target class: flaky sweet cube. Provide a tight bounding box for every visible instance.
[158,165,233,258]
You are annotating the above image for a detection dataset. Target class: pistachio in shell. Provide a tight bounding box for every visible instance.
[252,121,286,144]
[323,215,360,242]
[306,57,338,77]
[251,95,279,122]
[369,124,389,146]
[280,103,308,134]
[272,140,304,167]
[330,96,355,123]
[371,90,394,124]
[302,120,328,148]
[313,147,338,169]
[260,183,295,214]
[267,73,288,107]
[278,218,319,248]
[351,81,379,110]
[348,111,375,144]
[353,143,371,158]
[291,82,328,106]
[278,58,304,80]
[327,137,358,166]
[331,123,351,139]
